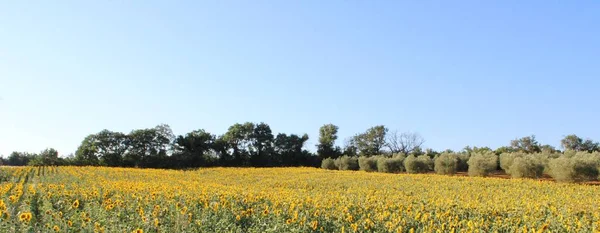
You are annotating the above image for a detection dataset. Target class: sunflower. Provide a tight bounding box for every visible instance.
[133,229,143,233]
[72,199,80,209]
[18,212,32,222]
[53,225,60,232]
[311,220,318,230]
[67,220,73,227]
[18,213,27,222]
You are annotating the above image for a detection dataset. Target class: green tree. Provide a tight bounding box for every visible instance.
[510,135,541,153]
[75,130,129,166]
[125,124,174,168]
[274,133,310,166]
[7,152,35,166]
[30,148,60,166]
[342,137,358,157]
[561,134,599,152]
[250,122,275,166]
[354,125,388,156]
[75,134,100,166]
[494,146,514,155]
[222,122,255,166]
[173,129,215,168]
[317,124,341,159]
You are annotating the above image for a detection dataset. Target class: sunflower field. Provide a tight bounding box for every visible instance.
[0,166,598,232]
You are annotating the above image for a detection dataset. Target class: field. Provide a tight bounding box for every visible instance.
[0,167,598,232]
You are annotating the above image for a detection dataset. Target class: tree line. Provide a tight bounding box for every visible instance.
[2,122,599,169]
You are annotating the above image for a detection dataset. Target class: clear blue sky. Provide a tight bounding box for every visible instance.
[1,1,598,156]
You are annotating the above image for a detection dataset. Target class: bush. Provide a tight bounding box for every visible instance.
[547,152,600,182]
[434,153,458,175]
[508,156,545,179]
[499,153,521,173]
[337,156,359,171]
[358,156,378,172]
[404,155,433,174]
[467,152,498,177]
[321,158,337,170]
[377,156,405,173]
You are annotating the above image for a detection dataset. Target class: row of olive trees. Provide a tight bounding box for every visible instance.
[321,151,600,183]
[499,151,600,182]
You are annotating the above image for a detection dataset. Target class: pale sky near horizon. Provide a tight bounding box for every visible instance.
[0,1,599,157]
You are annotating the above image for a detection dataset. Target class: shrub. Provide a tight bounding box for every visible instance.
[358,156,378,172]
[377,156,405,173]
[337,156,359,171]
[508,156,545,178]
[321,158,337,170]
[434,153,458,175]
[499,153,522,174]
[467,152,498,177]
[547,152,600,182]
[404,155,433,174]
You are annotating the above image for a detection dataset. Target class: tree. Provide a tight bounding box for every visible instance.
[75,130,129,166]
[463,146,493,155]
[274,133,311,166]
[385,130,424,155]
[494,146,514,155]
[75,134,101,166]
[317,124,341,159]
[424,148,439,158]
[222,122,255,166]
[561,134,599,152]
[354,125,388,156]
[30,148,60,166]
[342,137,358,157]
[125,124,174,168]
[173,129,215,168]
[7,152,35,166]
[250,122,274,166]
[510,135,541,153]
[540,144,558,153]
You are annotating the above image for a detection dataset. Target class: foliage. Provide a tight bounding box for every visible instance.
[320,158,337,170]
[335,156,359,171]
[353,126,388,156]
[499,152,524,173]
[317,124,342,159]
[434,153,458,175]
[547,152,600,182]
[560,134,599,152]
[376,155,405,173]
[403,155,433,174]
[510,135,541,153]
[508,156,546,179]
[358,156,378,172]
[467,152,498,177]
